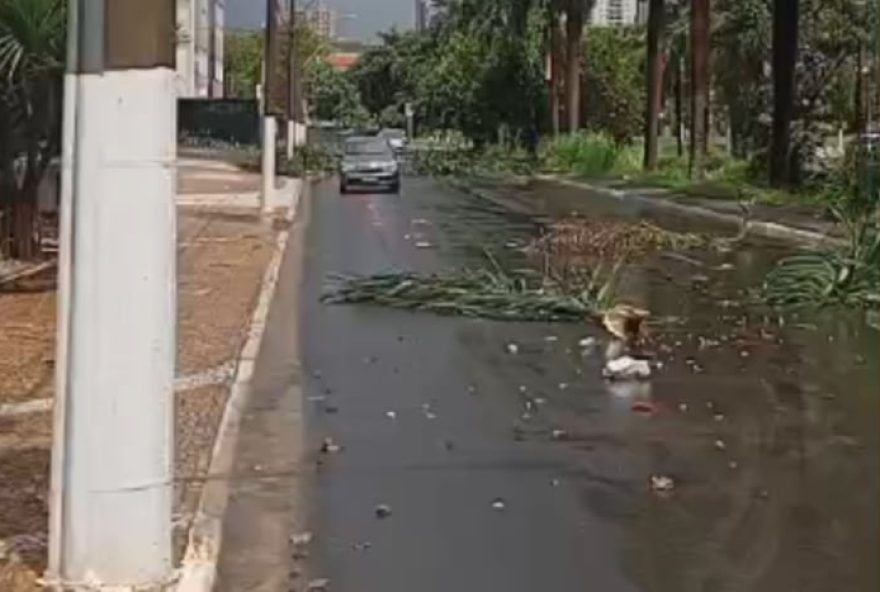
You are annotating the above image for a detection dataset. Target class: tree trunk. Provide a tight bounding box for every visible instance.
[644,0,665,170]
[770,0,799,186]
[550,9,564,137]
[564,0,584,132]
[689,0,710,180]
[11,196,38,260]
[855,42,865,134]
[674,51,684,157]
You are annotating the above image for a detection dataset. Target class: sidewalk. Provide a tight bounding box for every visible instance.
[460,174,845,248]
[0,159,298,591]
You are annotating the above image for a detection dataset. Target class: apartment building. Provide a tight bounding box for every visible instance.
[296,5,338,39]
[177,0,225,97]
[589,0,648,26]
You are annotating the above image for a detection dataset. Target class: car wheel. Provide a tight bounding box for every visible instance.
[339,181,348,194]
[390,177,401,194]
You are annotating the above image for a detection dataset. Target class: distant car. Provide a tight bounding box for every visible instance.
[378,128,408,154]
[339,137,401,194]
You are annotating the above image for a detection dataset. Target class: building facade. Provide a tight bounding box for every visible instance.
[177,0,225,98]
[296,4,338,39]
[415,0,441,33]
[589,0,647,26]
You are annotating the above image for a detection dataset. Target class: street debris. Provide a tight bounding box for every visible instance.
[678,402,688,412]
[714,439,727,451]
[603,356,652,380]
[321,255,612,322]
[290,532,314,546]
[375,504,393,519]
[649,474,675,494]
[422,403,438,420]
[526,218,709,264]
[320,438,343,454]
[307,578,330,591]
[491,498,507,511]
[630,401,658,415]
[551,429,568,440]
[544,335,559,342]
[601,304,649,343]
[352,541,373,551]
[578,336,597,348]
[386,410,398,420]
[415,241,435,249]
[506,342,520,354]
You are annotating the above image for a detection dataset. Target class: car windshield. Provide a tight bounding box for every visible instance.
[345,139,390,156]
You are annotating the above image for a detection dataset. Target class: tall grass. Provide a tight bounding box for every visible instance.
[540,132,640,177]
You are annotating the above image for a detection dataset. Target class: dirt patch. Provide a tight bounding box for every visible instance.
[0,287,55,406]
[0,205,277,587]
[173,384,229,561]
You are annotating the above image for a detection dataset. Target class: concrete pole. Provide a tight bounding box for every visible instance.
[47,0,176,588]
[286,0,297,160]
[262,115,277,213]
[286,119,296,160]
[264,0,283,211]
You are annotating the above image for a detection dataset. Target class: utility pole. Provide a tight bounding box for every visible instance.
[286,0,298,159]
[48,0,177,589]
[263,0,285,211]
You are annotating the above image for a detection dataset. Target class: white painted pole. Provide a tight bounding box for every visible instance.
[262,115,277,213]
[48,1,176,588]
[286,118,296,160]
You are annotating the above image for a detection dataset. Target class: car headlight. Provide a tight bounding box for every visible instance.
[341,163,357,173]
[382,162,399,173]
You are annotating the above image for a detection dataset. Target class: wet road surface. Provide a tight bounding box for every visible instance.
[218,175,879,592]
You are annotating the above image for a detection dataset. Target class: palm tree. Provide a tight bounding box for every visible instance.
[562,0,593,132]
[689,0,710,180]
[0,0,65,260]
[548,0,564,136]
[644,0,665,170]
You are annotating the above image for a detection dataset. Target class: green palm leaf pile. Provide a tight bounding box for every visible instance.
[322,265,617,322]
[764,233,880,308]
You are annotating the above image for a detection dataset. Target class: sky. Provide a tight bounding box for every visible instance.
[226,0,415,41]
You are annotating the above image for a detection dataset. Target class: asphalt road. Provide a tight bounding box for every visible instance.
[217,175,879,592]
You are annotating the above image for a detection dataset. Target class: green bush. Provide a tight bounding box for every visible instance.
[278,145,337,177]
[540,132,639,177]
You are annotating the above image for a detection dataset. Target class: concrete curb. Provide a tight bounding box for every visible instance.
[536,175,846,249]
[175,178,302,592]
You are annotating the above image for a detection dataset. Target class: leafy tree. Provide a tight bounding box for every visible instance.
[224,22,327,104]
[225,31,263,98]
[307,61,370,127]
[714,0,771,159]
[584,26,645,144]
[0,0,65,260]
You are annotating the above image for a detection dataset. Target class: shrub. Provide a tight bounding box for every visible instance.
[540,132,632,177]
